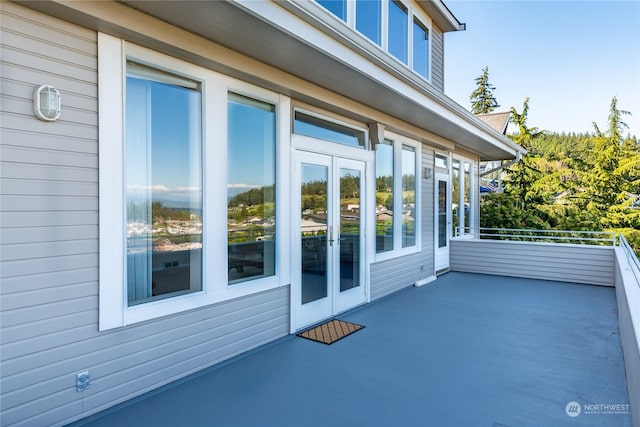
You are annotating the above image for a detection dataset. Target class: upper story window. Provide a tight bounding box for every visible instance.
[318,0,346,20]
[412,17,430,78]
[316,0,432,81]
[356,0,382,45]
[388,0,409,63]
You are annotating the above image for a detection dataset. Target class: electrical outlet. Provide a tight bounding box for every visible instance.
[76,371,90,392]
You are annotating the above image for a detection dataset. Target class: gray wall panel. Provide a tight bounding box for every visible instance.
[431,25,444,91]
[450,239,615,286]
[0,4,290,426]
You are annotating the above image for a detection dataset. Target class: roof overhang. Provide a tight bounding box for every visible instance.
[19,0,522,161]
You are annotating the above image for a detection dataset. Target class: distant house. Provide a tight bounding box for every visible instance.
[477,111,512,193]
[0,1,521,424]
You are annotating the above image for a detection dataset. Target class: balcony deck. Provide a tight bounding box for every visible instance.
[74,272,631,427]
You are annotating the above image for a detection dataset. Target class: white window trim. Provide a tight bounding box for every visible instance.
[451,153,476,237]
[98,34,290,330]
[409,3,432,82]
[375,131,421,262]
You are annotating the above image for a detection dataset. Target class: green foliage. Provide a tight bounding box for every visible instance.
[483,96,639,253]
[480,193,550,229]
[470,66,500,114]
[151,201,197,221]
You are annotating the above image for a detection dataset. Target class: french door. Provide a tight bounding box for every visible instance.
[293,151,366,330]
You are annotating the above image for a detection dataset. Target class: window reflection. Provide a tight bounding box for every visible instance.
[401,145,416,248]
[317,0,346,20]
[452,160,460,236]
[227,93,276,284]
[356,0,381,45]
[301,164,329,304]
[125,62,203,306]
[388,0,408,64]
[294,111,366,148]
[339,169,361,292]
[375,140,394,253]
[413,17,429,78]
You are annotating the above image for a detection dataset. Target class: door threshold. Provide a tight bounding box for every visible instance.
[435,267,450,276]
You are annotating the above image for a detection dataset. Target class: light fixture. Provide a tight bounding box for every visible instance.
[34,85,61,121]
[423,167,433,180]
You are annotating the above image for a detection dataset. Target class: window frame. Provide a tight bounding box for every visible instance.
[98,34,290,330]
[374,131,421,262]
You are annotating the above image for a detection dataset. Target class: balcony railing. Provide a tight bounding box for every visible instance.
[454,227,617,245]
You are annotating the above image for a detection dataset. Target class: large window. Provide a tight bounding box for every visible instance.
[227,93,276,284]
[451,157,475,236]
[375,136,419,257]
[98,36,288,329]
[375,140,394,253]
[125,62,203,306]
[401,145,416,247]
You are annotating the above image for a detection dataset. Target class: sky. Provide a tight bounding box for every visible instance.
[444,0,640,138]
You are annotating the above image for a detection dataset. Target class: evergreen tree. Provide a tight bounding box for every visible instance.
[470,66,500,114]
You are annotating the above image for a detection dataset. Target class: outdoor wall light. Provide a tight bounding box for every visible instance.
[423,167,433,180]
[34,85,61,121]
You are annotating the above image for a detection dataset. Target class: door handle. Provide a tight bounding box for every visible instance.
[329,225,334,246]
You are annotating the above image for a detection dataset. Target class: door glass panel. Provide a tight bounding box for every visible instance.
[438,180,447,248]
[339,168,361,292]
[301,164,329,304]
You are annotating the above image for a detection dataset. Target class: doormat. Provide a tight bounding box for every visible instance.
[297,319,365,345]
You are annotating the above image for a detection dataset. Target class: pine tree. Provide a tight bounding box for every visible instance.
[470,66,500,114]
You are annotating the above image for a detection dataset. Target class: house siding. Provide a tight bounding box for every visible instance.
[0,3,290,426]
[370,147,434,300]
[450,239,615,286]
[431,25,444,92]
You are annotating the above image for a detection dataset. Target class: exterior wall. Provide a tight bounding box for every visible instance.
[431,25,445,92]
[614,248,640,427]
[370,148,434,300]
[450,239,615,286]
[0,3,289,425]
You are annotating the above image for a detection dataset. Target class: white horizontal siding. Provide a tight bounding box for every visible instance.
[0,3,290,427]
[450,239,615,286]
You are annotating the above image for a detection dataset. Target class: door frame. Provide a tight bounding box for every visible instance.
[434,171,451,273]
[290,135,373,332]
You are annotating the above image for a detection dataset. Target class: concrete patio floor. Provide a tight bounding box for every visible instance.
[73,272,631,427]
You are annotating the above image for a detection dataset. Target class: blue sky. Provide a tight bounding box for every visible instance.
[444,1,640,138]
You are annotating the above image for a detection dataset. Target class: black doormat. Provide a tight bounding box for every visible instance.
[297,319,365,345]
